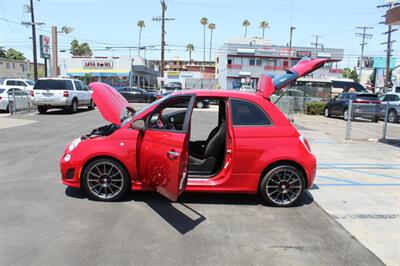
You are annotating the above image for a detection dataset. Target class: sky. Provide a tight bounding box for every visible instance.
[0,0,399,68]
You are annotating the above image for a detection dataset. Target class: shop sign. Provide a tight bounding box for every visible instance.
[317,52,331,58]
[167,71,180,78]
[39,35,50,59]
[296,51,312,58]
[237,48,255,54]
[83,60,113,69]
[279,48,294,57]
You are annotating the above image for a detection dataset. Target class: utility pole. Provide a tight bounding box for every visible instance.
[311,35,323,49]
[355,26,373,78]
[378,1,399,88]
[288,26,295,67]
[153,0,174,83]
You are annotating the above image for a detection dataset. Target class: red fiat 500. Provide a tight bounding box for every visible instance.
[60,58,331,207]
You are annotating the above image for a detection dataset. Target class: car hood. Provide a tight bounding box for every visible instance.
[258,58,338,98]
[89,82,131,126]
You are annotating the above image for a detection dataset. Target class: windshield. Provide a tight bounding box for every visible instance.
[356,94,378,100]
[34,80,67,90]
[25,80,35,86]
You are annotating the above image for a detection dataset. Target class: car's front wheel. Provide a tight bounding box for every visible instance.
[343,109,349,121]
[324,107,331,117]
[260,165,305,207]
[388,109,398,123]
[82,158,130,201]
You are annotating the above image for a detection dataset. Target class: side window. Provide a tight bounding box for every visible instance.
[6,80,16,86]
[65,80,74,91]
[395,95,400,101]
[16,81,26,86]
[148,96,192,132]
[395,87,400,93]
[79,81,88,91]
[231,99,272,126]
[74,81,82,90]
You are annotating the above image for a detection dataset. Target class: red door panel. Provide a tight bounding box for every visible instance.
[138,130,188,201]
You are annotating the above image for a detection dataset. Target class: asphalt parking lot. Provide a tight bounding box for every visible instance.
[0,106,389,265]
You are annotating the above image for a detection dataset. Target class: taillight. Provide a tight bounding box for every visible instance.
[354,99,381,104]
[299,135,312,153]
[30,90,34,97]
[0,96,2,100]
[63,90,69,97]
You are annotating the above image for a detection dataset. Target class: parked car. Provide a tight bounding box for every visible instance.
[156,90,210,108]
[0,87,30,112]
[117,87,156,103]
[59,58,333,207]
[32,78,94,114]
[0,78,35,93]
[324,92,382,122]
[379,93,400,123]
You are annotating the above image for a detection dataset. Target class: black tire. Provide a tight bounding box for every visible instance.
[260,165,305,207]
[6,102,13,113]
[69,99,78,113]
[324,107,331,117]
[87,100,95,110]
[371,117,379,123]
[37,106,47,114]
[147,98,152,103]
[343,109,349,121]
[82,158,130,202]
[388,109,399,123]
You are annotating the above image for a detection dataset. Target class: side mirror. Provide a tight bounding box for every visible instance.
[131,119,145,131]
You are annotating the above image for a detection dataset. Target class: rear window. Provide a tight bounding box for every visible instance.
[356,94,378,100]
[231,99,272,126]
[34,80,68,90]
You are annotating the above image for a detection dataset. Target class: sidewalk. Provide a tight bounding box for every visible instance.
[294,114,400,266]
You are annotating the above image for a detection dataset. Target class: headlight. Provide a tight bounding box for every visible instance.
[68,138,81,152]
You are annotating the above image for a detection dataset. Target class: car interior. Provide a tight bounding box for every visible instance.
[188,99,227,177]
[147,96,227,177]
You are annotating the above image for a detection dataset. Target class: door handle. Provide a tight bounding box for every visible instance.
[167,150,180,160]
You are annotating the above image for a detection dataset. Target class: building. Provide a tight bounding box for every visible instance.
[216,38,344,90]
[62,56,159,89]
[0,58,45,80]
[149,57,216,89]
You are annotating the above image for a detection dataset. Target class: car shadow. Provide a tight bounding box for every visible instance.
[66,187,314,234]
[37,108,92,115]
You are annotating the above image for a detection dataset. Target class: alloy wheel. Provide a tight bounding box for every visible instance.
[343,110,348,120]
[86,161,125,200]
[265,168,303,206]
[388,110,398,123]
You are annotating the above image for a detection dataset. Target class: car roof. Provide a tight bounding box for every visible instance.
[37,78,78,81]
[172,89,262,100]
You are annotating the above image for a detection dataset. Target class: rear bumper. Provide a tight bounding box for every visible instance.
[33,99,71,107]
[305,153,317,189]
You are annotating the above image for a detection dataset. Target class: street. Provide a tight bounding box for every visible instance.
[0,106,387,265]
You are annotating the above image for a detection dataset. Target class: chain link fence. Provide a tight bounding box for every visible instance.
[6,90,32,115]
[344,101,400,143]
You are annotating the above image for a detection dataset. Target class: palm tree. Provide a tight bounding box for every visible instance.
[186,44,194,63]
[200,17,209,61]
[137,20,145,55]
[208,23,216,61]
[242,19,250,37]
[259,21,269,38]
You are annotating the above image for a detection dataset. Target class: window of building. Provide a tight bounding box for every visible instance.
[12,63,15,69]
[249,58,255,65]
[230,99,272,126]
[6,63,10,69]
[256,58,262,66]
[227,58,232,65]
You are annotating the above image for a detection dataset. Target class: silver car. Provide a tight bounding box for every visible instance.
[380,93,400,123]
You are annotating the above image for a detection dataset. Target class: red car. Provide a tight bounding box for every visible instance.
[60,58,331,207]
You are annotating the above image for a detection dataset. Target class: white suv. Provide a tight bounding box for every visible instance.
[1,78,35,92]
[32,78,94,114]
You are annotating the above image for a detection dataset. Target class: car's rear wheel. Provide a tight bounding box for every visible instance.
[324,107,331,117]
[37,106,47,114]
[82,158,129,202]
[196,101,204,109]
[343,109,349,120]
[388,109,398,123]
[260,165,305,207]
[87,100,95,110]
[69,99,78,113]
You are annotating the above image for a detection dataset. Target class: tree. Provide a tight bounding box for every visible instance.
[200,17,209,61]
[208,23,216,61]
[242,19,250,37]
[137,20,145,55]
[5,48,26,61]
[186,43,194,63]
[82,73,94,85]
[0,47,6,58]
[259,21,269,38]
[70,39,93,56]
[342,67,359,82]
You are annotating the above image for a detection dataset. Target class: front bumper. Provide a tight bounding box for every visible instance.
[60,152,82,188]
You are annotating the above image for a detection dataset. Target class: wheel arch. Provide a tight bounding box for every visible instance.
[259,160,308,190]
[80,155,132,186]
